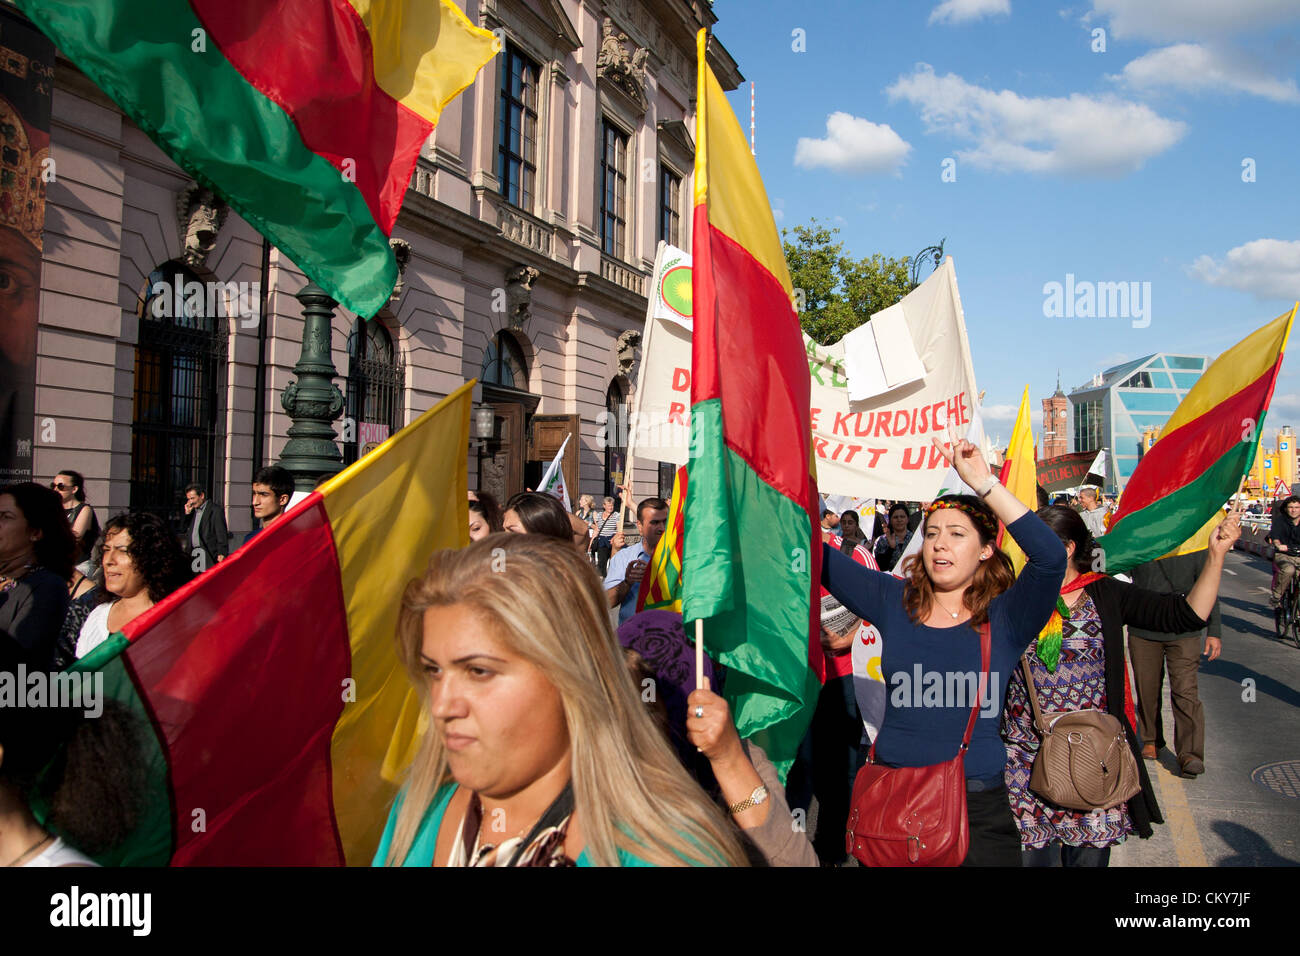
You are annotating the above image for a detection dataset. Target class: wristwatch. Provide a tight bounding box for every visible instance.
[728,784,769,815]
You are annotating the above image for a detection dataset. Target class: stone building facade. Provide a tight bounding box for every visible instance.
[28,0,740,540]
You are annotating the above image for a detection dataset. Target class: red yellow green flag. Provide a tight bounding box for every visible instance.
[61,385,473,865]
[1097,305,1297,574]
[680,29,822,779]
[637,465,686,614]
[17,0,496,317]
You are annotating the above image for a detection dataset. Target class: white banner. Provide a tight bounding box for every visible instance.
[631,249,981,499]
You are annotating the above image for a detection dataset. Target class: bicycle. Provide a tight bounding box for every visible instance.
[1273,562,1300,647]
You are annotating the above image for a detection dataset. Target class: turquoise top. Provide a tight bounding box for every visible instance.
[371,784,659,867]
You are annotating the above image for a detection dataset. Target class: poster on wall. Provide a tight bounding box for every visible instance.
[0,8,53,482]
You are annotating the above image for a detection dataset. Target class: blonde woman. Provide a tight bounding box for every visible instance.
[374,535,749,867]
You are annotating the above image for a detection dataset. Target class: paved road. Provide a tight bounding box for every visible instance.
[1112,549,1300,866]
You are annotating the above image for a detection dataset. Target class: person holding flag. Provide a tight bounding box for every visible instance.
[605,497,669,626]
[824,433,1067,866]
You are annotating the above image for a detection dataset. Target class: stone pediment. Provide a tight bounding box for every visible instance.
[480,0,580,56]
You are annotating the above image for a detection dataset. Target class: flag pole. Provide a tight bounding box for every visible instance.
[695,618,705,690]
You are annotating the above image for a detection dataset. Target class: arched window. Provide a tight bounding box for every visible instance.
[345,319,404,465]
[481,330,527,389]
[604,379,628,500]
[130,262,227,530]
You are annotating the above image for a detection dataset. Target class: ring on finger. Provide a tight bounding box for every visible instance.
[694,706,704,718]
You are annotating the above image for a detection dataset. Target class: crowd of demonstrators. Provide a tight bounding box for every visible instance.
[375,535,751,866]
[467,491,503,541]
[0,483,75,669]
[603,497,668,627]
[823,437,1067,866]
[1001,506,1235,867]
[243,465,293,546]
[1128,550,1222,778]
[51,470,99,576]
[0,639,146,867]
[74,512,192,661]
[873,503,914,572]
[184,483,229,571]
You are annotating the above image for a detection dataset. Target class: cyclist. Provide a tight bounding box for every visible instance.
[1266,495,1300,618]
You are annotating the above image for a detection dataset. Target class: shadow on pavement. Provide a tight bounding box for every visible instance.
[1210,821,1299,866]
[1200,659,1300,707]
[1222,613,1279,641]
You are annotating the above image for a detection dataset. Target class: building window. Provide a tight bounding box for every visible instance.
[658,165,681,246]
[481,331,528,390]
[605,380,628,500]
[1073,399,1104,454]
[1119,371,1152,389]
[600,119,629,258]
[131,262,226,533]
[497,43,539,211]
[344,320,404,465]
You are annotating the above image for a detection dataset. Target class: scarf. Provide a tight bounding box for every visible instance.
[1035,571,1105,671]
[450,783,577,867]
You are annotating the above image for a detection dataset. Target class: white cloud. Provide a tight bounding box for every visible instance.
[1269,393,1300,412]
[1189,239,1300,301]
[886,64,1186,177]
[929,0,1011,26]
[793,112,912,174]
[1089,0,1300,42]
[1114,43,1300,103]
[982,403,1018,422]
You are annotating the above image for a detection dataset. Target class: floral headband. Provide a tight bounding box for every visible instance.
[924,499,997,539]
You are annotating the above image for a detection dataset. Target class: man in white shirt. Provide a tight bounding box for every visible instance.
[603,496,668,626]
[1078,487,1108,538]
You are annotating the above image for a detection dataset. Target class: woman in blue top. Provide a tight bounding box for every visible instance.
[822,436,1067,866]
[374,534,749,867]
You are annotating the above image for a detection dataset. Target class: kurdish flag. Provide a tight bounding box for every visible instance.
[997,386,1037,574]
[682,30,822,779]
[17,0,496,317]
[637,465,686,614]
[59,384,473,865]
[1097,305,1297,574]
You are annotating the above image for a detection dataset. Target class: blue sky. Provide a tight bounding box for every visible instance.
[712,0,1300,449]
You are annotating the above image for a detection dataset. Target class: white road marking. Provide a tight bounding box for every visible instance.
[1224,568,1237,576]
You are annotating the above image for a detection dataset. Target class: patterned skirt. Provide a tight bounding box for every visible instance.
[1002,592,1134,848]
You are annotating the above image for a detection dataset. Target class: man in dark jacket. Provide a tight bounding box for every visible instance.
[184,483,228,572]
[1267,495,1300,610]
[1128,549,1222,778]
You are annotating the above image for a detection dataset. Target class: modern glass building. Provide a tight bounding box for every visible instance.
[1068,353,1210,494]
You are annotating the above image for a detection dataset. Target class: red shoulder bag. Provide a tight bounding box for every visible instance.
[845,621,990,866]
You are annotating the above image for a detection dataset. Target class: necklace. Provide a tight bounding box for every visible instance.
[4,832,52,867]
[934,595,963,619]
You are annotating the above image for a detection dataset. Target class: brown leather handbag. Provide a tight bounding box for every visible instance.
[1020,657,1141,812]
[845,623,990,867]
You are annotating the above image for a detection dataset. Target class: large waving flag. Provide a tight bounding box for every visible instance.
[681,30,822,779]
[997,386,1037,574]
[637,465,686,614]
[61,384,473,865]
[17,0,496,317]
[1097,305,1296,574]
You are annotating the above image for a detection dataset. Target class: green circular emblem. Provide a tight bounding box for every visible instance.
[660,264,693,318]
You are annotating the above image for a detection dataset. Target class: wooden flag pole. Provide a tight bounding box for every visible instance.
[695,618,705,690]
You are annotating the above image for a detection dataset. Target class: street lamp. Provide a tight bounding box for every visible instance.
[910,239,946,288]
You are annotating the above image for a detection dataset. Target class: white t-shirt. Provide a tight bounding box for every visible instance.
[21,836,99,868]
[74,602,113,660]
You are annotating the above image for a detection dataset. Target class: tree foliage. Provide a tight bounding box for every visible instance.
[782,218,915,346]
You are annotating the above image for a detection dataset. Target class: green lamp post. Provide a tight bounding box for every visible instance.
[278,283,344,492]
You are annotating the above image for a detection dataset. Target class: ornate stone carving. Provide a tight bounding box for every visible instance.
[175,183,229,268]
[505,264,540,328]
[389,238,412,300]
[616,329,641,378]
[597,17,648,111]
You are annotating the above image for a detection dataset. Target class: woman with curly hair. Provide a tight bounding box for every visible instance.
[74,512,191,660]
[0,482,76,668]
[821,436,1067,866]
